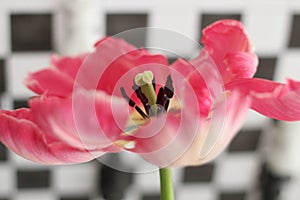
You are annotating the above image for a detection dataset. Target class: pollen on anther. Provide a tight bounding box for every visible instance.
[124,141,136,149]
[134,71,154,86]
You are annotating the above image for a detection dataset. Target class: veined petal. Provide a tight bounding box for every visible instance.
[201,20,254,83]
[25,68,74,97]
[29,90,129,150]
[128,111,201,168]
[224,52,258,80]
[92,37,168,94]
[171,53,226,117]
[170,90,250,167]
[51,53,88,79]
[171,58,194,77]
[0,109,103,164]
[186,71,212,117]
[226,78,300,121]
[128,80,201,167]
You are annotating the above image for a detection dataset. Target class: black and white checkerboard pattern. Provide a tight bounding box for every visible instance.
[1,0,300,200]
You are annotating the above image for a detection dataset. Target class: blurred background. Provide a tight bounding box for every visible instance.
[0,0,300,200]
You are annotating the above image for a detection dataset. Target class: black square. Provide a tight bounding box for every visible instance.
[167,57,177,65]
[201,13,242,30]
[219,191,246,200]
[141,194,160,200]
[11,14,53,51]
[228,129,262,152]
[13,99,28,109]
[99,158,133,200]
[0,59,6,93]
[288,14,300,47]
[183,163,214,183]
[254,57,277,80]
[106,14,148,47]
[0,143,8,161]
[60,197,89,200]
[17,170,51,188]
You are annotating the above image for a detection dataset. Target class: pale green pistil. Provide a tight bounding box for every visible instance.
[134,71,157,107]
[120,70,174,120]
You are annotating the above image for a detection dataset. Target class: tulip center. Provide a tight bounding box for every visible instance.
[120,71,174,119]
[116,71,175,150]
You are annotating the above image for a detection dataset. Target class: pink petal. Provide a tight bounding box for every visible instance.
[223,52,258,80]
[128,80,201,167]
[186,70,212,117]
[25,54,88,97]
[29,90,129,150]
[129,112,201,168]
[171,90,250,167]
[75,37,168,95]
[25,68,74,97]
[171,53,226,117]
[226,78,300,121]
[171,58,194,77]
[201,20,255,83]
[0,109,103,164]
[50,53,88,79]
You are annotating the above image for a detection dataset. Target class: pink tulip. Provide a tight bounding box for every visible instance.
[1,20,300,167]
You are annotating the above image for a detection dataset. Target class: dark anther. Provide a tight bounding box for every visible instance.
[120,87,135,107]
[132,84,150,114]
[121,74,174,119]
[164,98,170,111]
[152,77,156,92]
[134,106,148,119]
[120,87,148,119]
[156,87,165,106]
[164,75,174,98]
[157,88,171,111]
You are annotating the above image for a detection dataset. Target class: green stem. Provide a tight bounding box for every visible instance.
[159,168,175,200]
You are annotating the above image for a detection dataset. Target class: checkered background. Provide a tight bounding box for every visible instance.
[1,0,300,200]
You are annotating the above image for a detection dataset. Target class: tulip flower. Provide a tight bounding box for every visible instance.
[1,20,300,200]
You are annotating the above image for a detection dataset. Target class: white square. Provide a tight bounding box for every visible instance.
[135,170,160,193]
[0,9,10,57]
[10,152,49,169]
[275,50,300,82]
[0,164,15,195]
[7,53,52,98]
[148,7,199,57]
[177,185,216,200]
[281,179,300,200]
[52,163,97,194]
[196,0,245,11]
[215,154,260,190]
[5,0,57,12]
[15,190,56,200]
[244,2,290,54]
[243,110,270,129]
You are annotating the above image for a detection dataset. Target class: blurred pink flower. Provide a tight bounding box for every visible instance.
[0,20,300,167]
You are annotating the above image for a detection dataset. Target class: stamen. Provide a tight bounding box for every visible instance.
[120,87,148,119]
[132,83,150,114]
[156,87,165,106]
[152,77,156,92]
[120,87,135,107]
[164,75,174,98]
[134,106,148,119]
[134,71,156,106]
[121,72,174,121]
[164,98,170,111]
